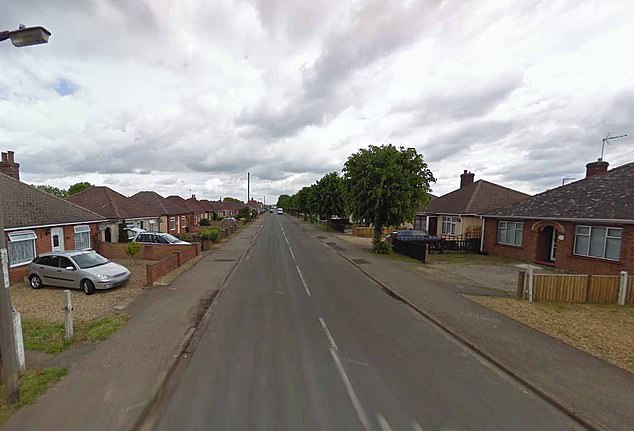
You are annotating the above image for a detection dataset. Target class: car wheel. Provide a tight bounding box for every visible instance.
[81,279,96,295]
[29,274,43,289]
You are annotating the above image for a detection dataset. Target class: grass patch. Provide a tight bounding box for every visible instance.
[427,253,517,266]
[0,368,68,423]
[23,313,130,354]
[363,246,424,264]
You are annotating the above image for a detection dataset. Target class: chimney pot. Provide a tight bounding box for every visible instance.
[0,150,20,180]
[585,159,609,178]
[460,170,475,188]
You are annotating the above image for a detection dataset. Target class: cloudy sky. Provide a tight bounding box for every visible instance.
[1,0,633,202]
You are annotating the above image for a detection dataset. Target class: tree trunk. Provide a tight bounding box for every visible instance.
[373,223,383,245]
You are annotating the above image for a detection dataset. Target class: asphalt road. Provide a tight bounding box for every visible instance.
[152,214,581,431]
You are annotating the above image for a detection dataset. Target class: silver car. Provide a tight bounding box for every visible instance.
[28,250,131,295]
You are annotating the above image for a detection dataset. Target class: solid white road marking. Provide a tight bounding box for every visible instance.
[289,246,295,260]
[329,347,371,431]
[411,420,424,431]
[318,318,338,351]
[296,265,312,297]
[377,414,394,431]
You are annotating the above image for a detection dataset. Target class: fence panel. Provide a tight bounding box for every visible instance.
[588,275,620,304]
[427,235,481,254]
[392,239,427,262]
[533,274,587,303]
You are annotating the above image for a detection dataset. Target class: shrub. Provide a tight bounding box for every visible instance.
[179,233,193,242]
[199,218,211,226]
[372,240,390,254]
[200,227,220,243]
[126,242,142,258]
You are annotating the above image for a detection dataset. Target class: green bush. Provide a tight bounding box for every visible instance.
[126,242,141,258]
[179,233,193,242]
[200,227,220,243]
[199,218,211,226]
[372,240,390,254]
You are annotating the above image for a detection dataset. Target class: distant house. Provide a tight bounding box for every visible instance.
[129,191,190,235]
[198,199,222,220]
[184,195,208,225]
[1,151,106,284]
[67,186,161,242]
[217,201,243,218]
[483,160,634,275]
[424,170,530,237]
[165,195,196,230]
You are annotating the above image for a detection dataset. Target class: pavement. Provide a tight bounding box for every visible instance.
[294,219,634,431]
[149,215,584,430]
[1,218,265,431]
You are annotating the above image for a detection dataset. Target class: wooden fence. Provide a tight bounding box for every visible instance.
[521,270,633,305]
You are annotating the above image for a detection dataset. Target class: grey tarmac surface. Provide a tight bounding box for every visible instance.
[153,215,582,431]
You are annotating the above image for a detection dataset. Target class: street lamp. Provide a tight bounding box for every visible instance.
[0,23,50,404]
[0,25,51,47]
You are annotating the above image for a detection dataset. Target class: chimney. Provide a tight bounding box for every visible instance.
[0,150,20,181]
[460,170,475,188]
[585,159,609,178]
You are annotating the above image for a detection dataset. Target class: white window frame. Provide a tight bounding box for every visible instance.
[169,217,176,230]
[441,216,458,235]
[7,230,38,268]
[497,221,524,246]
[573,225,622,261]
[73,225,91,250]
[181,215,187,227]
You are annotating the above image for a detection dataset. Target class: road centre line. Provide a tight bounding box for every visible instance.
[318,317,338,351]
[411,420,424,431]
[296,265,311,297]
[289,246,295,260]
[377,414,394,431]
[329,345,371,431]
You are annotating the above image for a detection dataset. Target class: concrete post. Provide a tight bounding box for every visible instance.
[12,307,25,375]
[64,290,74,340]
[528,267,534,303]
[618,271,628,306]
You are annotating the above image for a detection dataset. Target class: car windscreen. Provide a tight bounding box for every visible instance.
[162,234,181,243]
[72,253,109,269]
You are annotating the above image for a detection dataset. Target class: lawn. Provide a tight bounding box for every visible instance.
[467,296,634,373]
[22,313,130,354]
[0,368,68,423]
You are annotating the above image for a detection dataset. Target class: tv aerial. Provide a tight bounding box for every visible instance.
[600,132,628,160]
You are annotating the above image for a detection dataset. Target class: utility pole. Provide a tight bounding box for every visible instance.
[0,206,20,403]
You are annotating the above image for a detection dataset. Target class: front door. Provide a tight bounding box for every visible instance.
[51,227,65,252]
[536,226,556,263]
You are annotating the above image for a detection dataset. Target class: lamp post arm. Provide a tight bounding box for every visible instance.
[0,31,10,42]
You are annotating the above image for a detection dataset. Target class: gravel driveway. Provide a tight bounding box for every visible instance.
[11,259,151,323]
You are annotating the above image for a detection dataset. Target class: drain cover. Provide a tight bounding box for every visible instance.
[213,258,237,262]
[351,258,370,265]
[326,242,346,251]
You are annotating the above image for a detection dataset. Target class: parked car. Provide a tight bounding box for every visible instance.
[385,230,436,242]
[277,208,284,215]
[124,227,146,241]
[29,250,130,295]
[222,217,238,223]
[132,232,191,245]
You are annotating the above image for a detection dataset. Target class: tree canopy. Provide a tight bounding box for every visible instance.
[343,144,435,244]
[31,184,67,198]
[67,182,93,196]
[276,194,291,210]
[223,197,243,204]
[313,172,345,220]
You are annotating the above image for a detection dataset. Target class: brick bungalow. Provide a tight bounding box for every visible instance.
[198,199,222,220]
[424,170,530,237]
[1,151,105,284]
[129,191,190,235]
[165,195,196,230]
[483,160,634,275]
[184,195,209,226]
[68,186,161,242]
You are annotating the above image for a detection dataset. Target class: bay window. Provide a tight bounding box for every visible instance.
[7,230,37,267]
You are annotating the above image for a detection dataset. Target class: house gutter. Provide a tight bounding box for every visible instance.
[483,215,634,224]
[479,216,485,253]
[4,219,107,232]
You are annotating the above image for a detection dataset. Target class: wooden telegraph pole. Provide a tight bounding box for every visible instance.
[0,207,20,402]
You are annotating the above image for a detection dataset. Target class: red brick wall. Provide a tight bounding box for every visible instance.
[484,218,634,275]
[146,254,179,286]
[96,242,199,261]
[7,223,99,284]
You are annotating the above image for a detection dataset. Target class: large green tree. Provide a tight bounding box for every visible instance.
[67,182,93,196]
[32,184,67,198]
[313,172,345,220]
[343,144,435,248]
[276,194,291,210]
[223,197,243,204]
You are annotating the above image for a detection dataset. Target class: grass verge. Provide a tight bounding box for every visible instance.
[467,296,634,373]
[0,368,68,423]
[23,313,130,354]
